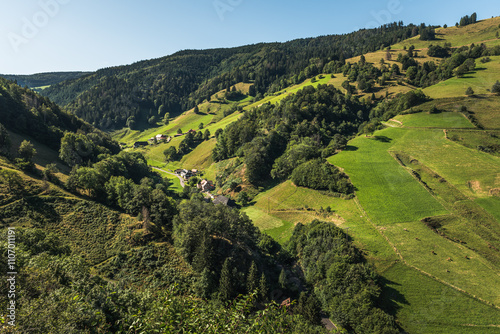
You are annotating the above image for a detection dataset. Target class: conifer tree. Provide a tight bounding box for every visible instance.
[279,268,287,289]
[196,268,216,299]
[219,257,235,301]
[247,261,259,293]
[304,294,322,325]
[295,292,307,315]
[192,234,214,272]
[259,273,268,301]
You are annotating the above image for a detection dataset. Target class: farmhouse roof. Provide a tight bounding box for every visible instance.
[213,195,234,207]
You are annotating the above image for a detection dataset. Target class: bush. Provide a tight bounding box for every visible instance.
[291,159,353,194]
[492,81,500,95]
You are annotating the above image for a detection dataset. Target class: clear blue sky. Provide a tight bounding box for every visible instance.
[0,0,498,74]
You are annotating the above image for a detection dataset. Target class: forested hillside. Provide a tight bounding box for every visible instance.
[41,22,429,130]
[0,77,118,154]
[0,72,91,89]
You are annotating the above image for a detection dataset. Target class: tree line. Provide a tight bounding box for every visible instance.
[40,22,423,130]
[213,84,368,190]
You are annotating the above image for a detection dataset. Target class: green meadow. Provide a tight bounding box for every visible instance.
[390,129,500,197]
[475,197,500,223]
[423,56,500,99]
[392,16,500,49]
[154,169,184,193]
[395,111,474,128]
[326,123,500,323]
[328,127,448,224]
[381,263,500,334]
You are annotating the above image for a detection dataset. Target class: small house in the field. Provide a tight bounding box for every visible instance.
[213,195,235,207]
[180,169,193,180]
[197,179,215,192]
[156,134,168,142]
[133,141,149,148]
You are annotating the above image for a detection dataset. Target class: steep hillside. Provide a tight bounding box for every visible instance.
[392,16,500,49]
[0,77,119,156]
[41,23,422,130]
[0,159,134,264]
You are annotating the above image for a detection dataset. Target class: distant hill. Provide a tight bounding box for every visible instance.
[39,22,424,130]
[0,77,119,158]
[0,71,91,89]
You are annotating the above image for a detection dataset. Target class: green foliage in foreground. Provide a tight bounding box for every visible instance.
[0,227,326,333]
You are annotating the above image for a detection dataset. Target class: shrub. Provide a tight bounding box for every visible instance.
[291,159,353,194]
[492,81,500,95]
[465,87,475,96]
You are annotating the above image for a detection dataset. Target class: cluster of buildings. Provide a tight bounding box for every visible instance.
[148,134,171,144]
[174,168,199,180]
[134,130,198,148]
[174,169,215,192]
[133,133,172,148]
[173,168,233,206]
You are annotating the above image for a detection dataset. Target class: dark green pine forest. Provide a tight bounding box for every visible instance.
[40,22,427,130]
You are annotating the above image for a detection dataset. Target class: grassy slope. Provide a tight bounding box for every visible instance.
[381,263,500,334]
[400,97,500,129]
[242,180,400,271]
[7,130,70,175]
[327,123,500,329]
[394,111,474,128]
[423,56,500,98]
[390,128,500,197]
[329,128,448,223]
[476,197,500,222]
[392,17,500,49]
[0,159,135,265]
